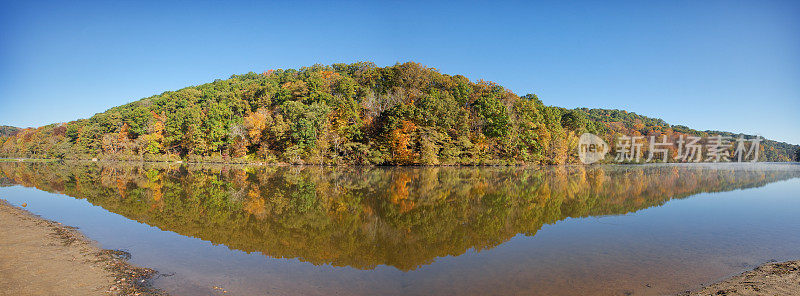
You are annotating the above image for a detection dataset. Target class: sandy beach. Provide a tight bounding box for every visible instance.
[0,200,162,296]
[680,260,800,296]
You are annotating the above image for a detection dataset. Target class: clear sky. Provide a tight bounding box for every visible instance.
[1,0,798,144]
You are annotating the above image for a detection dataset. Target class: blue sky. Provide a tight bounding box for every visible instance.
[1,0,798,144]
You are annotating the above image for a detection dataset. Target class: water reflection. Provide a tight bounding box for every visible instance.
[1,162,798,272]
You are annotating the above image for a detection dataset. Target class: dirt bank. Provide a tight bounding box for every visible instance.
[0,200,163,296]
[680,260,800,296]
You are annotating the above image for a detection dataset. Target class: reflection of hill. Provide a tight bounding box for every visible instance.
[2,162,798,271]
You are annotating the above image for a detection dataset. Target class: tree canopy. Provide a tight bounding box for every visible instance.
[0,62,797,164]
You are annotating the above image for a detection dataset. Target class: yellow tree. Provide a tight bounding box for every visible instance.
[391,120,418,165]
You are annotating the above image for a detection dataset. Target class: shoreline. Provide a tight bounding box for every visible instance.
[678,260,800,296]
[2,158,799,168]
[0,200,164,296]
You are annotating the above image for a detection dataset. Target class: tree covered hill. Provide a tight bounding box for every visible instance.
[0,62,797,164]
[0,126,20,138]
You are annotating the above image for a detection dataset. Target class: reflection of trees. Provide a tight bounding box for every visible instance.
[1,162,798,271]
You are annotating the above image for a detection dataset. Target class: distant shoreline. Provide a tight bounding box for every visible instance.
[2,157,799,167]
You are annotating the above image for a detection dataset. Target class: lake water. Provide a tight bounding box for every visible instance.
[1,162,799,295]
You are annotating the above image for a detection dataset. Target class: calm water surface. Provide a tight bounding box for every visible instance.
[1,162,799,295]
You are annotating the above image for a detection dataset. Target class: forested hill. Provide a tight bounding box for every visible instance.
[0,62,797,164]
[0,126,20,137]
